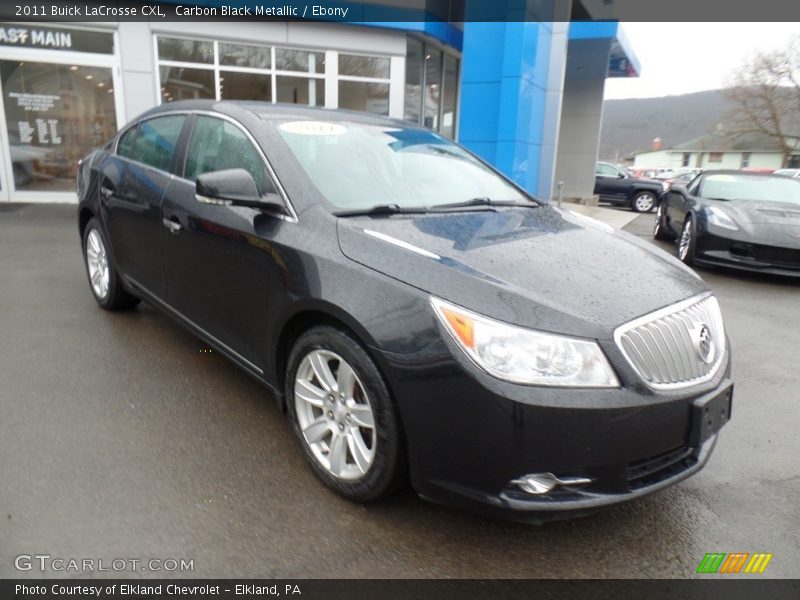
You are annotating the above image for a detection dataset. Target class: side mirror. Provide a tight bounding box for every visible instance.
[195,168,285,213]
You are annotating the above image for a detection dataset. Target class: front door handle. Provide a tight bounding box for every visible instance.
[162,216,183,234]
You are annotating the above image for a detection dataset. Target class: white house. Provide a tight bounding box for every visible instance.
[633,131,800,171]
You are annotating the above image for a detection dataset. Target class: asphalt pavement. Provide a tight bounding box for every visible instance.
[1,204,798,578]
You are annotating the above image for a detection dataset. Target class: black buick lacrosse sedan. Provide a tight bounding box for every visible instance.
[77,100,732,521]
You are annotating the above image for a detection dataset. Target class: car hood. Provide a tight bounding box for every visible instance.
[337,206,708,339]
[706,200,800,248]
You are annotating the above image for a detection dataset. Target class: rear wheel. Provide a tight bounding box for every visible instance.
[286,326,405,502]
[653,201,674,241]
[677,215,697,265]
[82,218,140,310]
[631,190,657,213]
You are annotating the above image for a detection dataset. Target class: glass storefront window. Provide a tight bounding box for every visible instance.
[423,48,442,132]
[219,42,271,69]
[153,36,424,118]
[159,66,214,102]
[275,49,325,74]
[404,39,423,123]
[338,81,390,116]
[441,55,459,139]
[157,37,214,64]
[220,71,271,101]
[405,39,460,139]
[0,60,117,192]
[339,54,390,79]
[276,76,324,106]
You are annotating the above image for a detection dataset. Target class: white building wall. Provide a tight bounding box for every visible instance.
[635,150,785,170]
[633,150,671,168]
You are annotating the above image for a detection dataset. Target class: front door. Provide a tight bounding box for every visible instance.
[161,114,286,370]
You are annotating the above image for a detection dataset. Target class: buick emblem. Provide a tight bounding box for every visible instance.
[693,324,715,364]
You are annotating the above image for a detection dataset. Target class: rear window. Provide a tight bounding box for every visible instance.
[117,126,137,159]
[130,115,186,172]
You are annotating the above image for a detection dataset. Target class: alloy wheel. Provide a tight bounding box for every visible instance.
[653,203,664,236]
[678,219,693,261]
[294,349,376,480]
[85,229,110,300]
[634,192,655,212]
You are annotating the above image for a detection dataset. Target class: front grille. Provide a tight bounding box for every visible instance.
[627,446,697,490]
[730,242,800,268]
[614,294,726,389]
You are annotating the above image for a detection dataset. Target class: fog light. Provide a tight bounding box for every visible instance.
[510,473,593,495]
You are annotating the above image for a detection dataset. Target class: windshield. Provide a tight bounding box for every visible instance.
[700,174,800,205]
[274,120,530,211]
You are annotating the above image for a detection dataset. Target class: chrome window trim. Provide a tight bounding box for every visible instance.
[112,108,298,223]
[613,292,727,391]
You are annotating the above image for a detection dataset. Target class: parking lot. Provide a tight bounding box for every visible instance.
[1,203,798,578]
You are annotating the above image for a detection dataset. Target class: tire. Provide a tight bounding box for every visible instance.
[677,215,697,266]
[653,201,674,241]
[286,326,406,502]
[82,217,140,310]
[631,190,657,213]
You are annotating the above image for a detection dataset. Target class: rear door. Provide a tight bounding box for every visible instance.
[102,114,187,299]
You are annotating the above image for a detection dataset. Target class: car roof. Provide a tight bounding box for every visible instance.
[140,99,411,128]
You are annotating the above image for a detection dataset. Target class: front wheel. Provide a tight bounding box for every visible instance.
[631,190,657,213]
[286,326,406,502]
[677,215,697,265]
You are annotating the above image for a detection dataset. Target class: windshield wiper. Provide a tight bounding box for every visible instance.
[335,204,429,217]
[428,197,539,211]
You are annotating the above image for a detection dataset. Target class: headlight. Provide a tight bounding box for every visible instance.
[706,206,739,230]
[661,181,669,192]
[430,297,619,387]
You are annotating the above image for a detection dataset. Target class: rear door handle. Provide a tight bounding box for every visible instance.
[99,185,114,200]
[162,216,183,234]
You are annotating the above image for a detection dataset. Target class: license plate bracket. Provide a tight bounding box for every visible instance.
[689,381,733,447]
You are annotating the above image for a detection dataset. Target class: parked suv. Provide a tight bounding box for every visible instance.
[594,161,667,212]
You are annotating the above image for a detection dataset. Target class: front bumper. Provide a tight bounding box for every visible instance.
[378,339,732,523]
[695,230,800,277]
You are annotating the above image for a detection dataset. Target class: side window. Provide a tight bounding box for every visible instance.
[117,126,137,158]
[185,116,270,195]
[130,115,186,172]
[688,177,702,197]
[596,163,619,177]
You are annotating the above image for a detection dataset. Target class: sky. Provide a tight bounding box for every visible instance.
[603,23,800,100]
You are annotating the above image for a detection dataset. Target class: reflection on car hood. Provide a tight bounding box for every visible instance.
[713,199,800,224]
[337,206,707,338]
[708,200,800,248]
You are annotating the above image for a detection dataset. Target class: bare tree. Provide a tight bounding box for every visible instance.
[724,35,800,167]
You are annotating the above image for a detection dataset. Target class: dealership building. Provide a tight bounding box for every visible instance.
[0,1,639,204]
